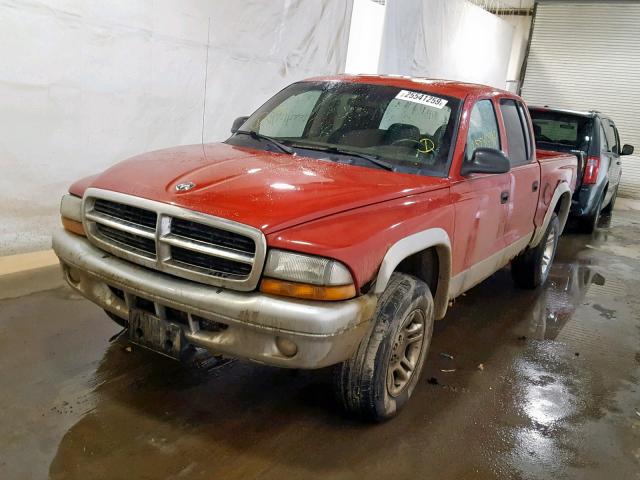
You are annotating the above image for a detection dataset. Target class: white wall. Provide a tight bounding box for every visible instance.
[379,0,514,89]
[0,0,353,255]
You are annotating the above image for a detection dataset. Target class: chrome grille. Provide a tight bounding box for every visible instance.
[82,188,266,291]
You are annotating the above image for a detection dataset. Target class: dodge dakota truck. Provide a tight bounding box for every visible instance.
[53,75,577,420]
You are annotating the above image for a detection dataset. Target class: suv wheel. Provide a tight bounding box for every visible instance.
[511,213,560,289]
[580,193,604,233]
[333,273,434,421]
[602,185,618,215]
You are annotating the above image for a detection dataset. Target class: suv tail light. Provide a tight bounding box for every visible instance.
[583,155,600,184]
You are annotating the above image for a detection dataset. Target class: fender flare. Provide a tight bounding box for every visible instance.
[373,228,452,320]
[529,182,571,248]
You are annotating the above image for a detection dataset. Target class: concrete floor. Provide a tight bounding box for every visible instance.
[1,208,639,480]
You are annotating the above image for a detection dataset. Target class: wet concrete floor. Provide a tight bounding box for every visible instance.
[1,210,639,480]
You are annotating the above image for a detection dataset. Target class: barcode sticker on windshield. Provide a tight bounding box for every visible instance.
[395,90,448,109]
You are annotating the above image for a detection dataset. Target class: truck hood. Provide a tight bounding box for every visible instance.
[84,143,449,234]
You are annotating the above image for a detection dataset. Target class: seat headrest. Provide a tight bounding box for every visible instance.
[384,123,421,144]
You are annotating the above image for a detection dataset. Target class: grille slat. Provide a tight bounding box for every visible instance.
[170,246,252,278]
[94,199,157,229]
[171,219,256,254]
[85,194,262,288]
[97,224,156,257]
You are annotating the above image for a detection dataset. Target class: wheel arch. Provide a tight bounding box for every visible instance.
[373,228,452,320]
[530,182,571,247]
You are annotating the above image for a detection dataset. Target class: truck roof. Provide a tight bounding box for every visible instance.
[304,74,512,100]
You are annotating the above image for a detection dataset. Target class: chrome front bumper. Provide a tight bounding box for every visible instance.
[52,229,377,369]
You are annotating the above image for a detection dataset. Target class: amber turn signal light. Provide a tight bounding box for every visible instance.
[61,216,86,237]
[260,278,356,301]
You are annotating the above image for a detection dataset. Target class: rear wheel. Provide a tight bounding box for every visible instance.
[333,273,434,421]
[511,213,559,289]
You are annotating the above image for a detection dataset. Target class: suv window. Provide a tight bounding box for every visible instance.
[600,123,610,153]
[500,99,529,166]
[602,119,619,154]
[529,109,593,153]
[465,100,500,163]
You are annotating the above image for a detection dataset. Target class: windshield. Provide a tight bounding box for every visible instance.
[226,81,462,176]
[529,109,593,152]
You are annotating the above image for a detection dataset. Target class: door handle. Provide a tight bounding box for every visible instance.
[500,190,509,204]
[617,161,621,165]
[532,180,539,192]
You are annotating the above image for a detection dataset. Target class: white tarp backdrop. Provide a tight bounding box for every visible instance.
[345,0,386,74]
[379,0,514,89]
[0,0,353,255]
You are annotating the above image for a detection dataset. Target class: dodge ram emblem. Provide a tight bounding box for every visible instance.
[175,182,196,192]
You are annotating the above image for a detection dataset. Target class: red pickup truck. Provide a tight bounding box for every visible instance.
[53,75,577,420]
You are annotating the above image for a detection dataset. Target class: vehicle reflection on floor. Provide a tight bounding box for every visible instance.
[527,264,605,340]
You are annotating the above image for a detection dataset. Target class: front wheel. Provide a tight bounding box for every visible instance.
[511,213,560,289]
[333,273,434,421]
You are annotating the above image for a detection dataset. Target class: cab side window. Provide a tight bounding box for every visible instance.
[500,99,529,167]
[465,100,500,163]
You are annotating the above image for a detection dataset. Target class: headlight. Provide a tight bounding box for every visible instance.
[60,194,85,236]
[260,249,355,301]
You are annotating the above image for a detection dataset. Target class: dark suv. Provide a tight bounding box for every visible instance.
[529,107,634,232]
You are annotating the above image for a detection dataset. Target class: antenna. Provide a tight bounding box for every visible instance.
[201,17,211,150]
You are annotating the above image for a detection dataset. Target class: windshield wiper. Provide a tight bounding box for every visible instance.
[288,144,394,171]
[235,130,294,155]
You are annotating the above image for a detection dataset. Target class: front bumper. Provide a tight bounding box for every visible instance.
[52,229,377,369]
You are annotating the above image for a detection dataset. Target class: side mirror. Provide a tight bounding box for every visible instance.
[461,148,511,176]
[621,144,634,156]
[231,116,249,134]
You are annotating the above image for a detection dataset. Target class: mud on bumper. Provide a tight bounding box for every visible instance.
[52,229,376,369]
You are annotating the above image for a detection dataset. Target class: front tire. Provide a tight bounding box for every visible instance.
[511,213,560,289]
[333,273,434,421]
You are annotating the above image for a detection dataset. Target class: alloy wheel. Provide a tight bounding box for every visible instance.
[386,309,426,397]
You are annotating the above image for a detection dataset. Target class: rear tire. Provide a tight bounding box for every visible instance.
[333,273,434,421]
[511,213,559,289]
